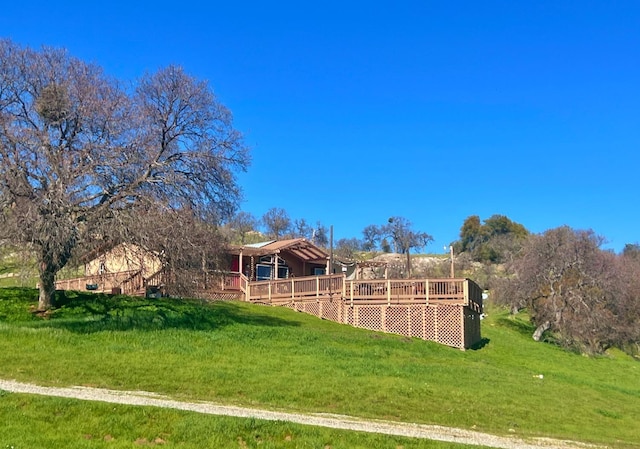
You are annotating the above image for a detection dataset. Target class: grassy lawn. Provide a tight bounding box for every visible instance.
[0,287,638,448]
[0,391,487,449]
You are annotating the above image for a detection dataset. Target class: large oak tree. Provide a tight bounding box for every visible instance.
[0,40,249,309]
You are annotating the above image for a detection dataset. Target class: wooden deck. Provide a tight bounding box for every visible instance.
[55,270,483,349]
[241,274,483,349]
[244,275,483,313]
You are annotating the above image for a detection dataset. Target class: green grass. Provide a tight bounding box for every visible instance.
[0,287,639,448]
[0,392,486,449]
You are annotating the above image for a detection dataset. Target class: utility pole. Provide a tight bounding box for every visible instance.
[449,245,455,278]
[329,225,334,300]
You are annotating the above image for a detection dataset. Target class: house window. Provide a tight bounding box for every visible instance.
[313,267,326,276]
[277,266,289,279]
[256,263,290,281]
[256,264,271,281]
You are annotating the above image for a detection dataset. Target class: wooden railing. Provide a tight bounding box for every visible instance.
[245,275,482,311]
[247,274,344,304]
[55,270,140,294]
[221,272,242,290]
[120,270,144,295]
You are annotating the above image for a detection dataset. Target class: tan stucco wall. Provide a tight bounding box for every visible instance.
[85,244,161,278]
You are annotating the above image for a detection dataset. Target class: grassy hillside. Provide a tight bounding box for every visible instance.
[1,393,490,449]
[0,287,638,448]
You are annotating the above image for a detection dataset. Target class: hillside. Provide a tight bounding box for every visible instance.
[0,288,638,447]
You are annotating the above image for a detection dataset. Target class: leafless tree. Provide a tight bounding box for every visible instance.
[261,207,291,239]
[292,218,312,239]
[224,211,259,244]
[383,217,433,278]
[334,238,363,261]
[496,226,630,353]
[312,221,329,248]
[0,40,249,309]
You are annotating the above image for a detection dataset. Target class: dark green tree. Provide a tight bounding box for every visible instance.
[454,214,528,263]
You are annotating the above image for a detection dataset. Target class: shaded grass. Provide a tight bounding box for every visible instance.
[0,391,488,449]
[0,287,639,448]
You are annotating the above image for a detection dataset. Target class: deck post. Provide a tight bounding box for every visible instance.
[460,305,465,350]
[268,282,272,304]
[463,279,469,306]
[292,279,295,299]
[434,305,439,343]
[316,277,319,297]
[350,281,354,307]
[387,279,391,306]
[425,280,429,304]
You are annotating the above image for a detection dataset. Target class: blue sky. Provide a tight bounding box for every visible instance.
[2,1,638,252]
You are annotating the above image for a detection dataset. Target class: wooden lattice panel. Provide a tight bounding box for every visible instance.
[354,306,383,332]
[409,306,425,339]
[303,301,321,318]
[321,301,342,322]
[345,306,354,325]
[424,306,436,340]
[282,302,297,311]
[436,305,463,349]
[254,291,478,349]
[385,306,410,337]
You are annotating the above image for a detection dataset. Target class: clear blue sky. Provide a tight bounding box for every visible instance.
[2,1,638,252]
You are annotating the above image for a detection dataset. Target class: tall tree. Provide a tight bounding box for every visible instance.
[335,238,363,261]
[261,207,291,239]
[362,224,382,252]
[292,218,312,239]
[226,211,259,244]
[0,40,249,309]
[312,221,329,248]
[383,217,433,278]
[454,214,528,263]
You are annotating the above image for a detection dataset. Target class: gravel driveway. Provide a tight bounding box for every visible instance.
[0,379,600,449]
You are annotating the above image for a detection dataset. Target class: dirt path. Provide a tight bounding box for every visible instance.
[0,379,599,449]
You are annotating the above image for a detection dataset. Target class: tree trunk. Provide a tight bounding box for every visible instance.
[38,267,56,311]
[406,250,411,279]
[532,321,551,341]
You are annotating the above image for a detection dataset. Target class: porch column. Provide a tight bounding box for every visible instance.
[274,252,279,279]
[238,250,243,275]
[325,257,330,275]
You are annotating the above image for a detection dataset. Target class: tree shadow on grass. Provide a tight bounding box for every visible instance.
[496,315,536,337]
[31,290,302,334]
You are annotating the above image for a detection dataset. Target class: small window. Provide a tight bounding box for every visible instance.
[277,266,289,279]
[313,267,326,276]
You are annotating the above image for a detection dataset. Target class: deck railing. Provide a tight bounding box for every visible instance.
[55,270,140,294]
[247,274,344,304]
[245,274,482,311]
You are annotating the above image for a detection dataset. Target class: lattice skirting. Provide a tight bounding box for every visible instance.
[282,299,481,349]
